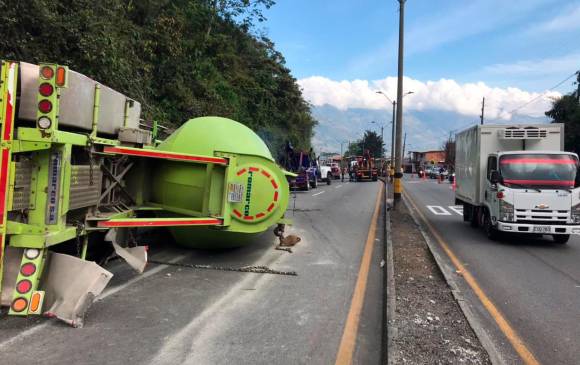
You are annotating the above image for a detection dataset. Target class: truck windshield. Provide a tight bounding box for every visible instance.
[499,154,579,189]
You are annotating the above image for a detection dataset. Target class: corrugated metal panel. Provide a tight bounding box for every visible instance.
[69,165,102,210]
[17,62,140,134]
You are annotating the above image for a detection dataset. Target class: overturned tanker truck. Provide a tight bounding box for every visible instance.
[0,61,291,325]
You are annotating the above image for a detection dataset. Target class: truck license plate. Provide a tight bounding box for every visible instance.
[533,226,551,233]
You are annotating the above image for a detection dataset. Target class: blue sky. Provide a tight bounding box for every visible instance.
[264,0,580,92]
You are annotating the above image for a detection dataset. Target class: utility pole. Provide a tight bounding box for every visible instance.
[402,132,407,164]
[393,0,406,204]
[480,97,485,125]
[391,100,396,167]
[381,125,384,158]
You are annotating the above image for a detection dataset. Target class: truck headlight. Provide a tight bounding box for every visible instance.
[500,200,514,222]
[572,203,580,224]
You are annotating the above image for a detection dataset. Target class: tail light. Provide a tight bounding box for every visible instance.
[16,279,32,294]
[39,83,54,97]
[11,298,28,313]
[497,191,505,199]
[38,100,52,113]
[40,66,54,80]
[37,116,52,129]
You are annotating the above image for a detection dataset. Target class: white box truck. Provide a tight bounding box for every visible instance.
[455,124,580,243]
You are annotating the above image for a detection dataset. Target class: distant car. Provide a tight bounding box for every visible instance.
[330,163,341,179]
[318,164,333,185]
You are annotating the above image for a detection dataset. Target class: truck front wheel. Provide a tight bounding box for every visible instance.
[552,234,570,244]
[327,173,332,185]
[483,211,499,241]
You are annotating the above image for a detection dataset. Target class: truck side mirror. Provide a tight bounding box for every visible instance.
[490,170,500,185]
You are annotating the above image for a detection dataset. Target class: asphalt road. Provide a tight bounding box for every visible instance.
[0,180,384,365]
[403,175,580,365]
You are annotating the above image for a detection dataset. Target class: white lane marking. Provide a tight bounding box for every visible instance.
[336,185,343,189]
[312,191,325,196]
[426,205,451,216]
[448,206,463,216]
[0,253,188,349]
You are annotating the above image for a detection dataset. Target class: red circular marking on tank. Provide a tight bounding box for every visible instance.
[270,179,278,189]
[273,191,279,202]
[249,167,259,172]
[233,209,242,218]
[236,168,247,176]
[256,213,266,218]
[20,263,36,277]
[243,215,254,220]
[261,170,271,178]
[16,279,32,294]
[267,203,275,212]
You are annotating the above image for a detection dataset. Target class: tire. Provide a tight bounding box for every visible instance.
[327,173,332,185]
[311,178,317,189]
[462,203,470,222]
[372,176,378,181]
[483,210,499,240]
[303,181,309,191]
[552,234,570,244]
[469,206,479,228]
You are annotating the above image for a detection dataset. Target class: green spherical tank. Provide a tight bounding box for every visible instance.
[150,116,290,248]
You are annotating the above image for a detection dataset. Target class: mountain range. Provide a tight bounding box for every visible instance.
[311,105,549,155]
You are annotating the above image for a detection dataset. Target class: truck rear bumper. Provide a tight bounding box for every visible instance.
[497,222,580,235]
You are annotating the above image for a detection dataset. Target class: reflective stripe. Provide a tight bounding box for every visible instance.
[504,179,574,186]
[104,147,228,165]
[501,159,576,164]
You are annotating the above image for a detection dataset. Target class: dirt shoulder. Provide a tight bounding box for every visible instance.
[388,202,491,364]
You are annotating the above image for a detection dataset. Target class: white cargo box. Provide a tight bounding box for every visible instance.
[454,124,564,205]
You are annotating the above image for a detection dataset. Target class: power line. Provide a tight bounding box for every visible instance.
[508,71,579,115]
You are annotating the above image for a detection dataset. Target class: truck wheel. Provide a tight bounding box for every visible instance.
[462,203,470,222]
[483,211,499,240]
[311,178,318,189]
[303,182,309,191]
[469,206,479,228]
[327,173,332,185]
[552,234,570,244]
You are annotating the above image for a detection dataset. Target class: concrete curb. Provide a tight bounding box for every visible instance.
[401,194,506,365]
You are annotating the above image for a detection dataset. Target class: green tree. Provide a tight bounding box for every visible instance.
[545,94,580,152]
[0,0,316,157]
[344,130,384,158]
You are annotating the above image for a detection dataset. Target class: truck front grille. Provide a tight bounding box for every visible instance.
[515,209,568,223]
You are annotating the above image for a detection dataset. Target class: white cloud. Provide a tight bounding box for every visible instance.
[483,53,580,77]
[298,76,561,120]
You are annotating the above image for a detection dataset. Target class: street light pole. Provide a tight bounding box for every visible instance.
[394,0,406,204]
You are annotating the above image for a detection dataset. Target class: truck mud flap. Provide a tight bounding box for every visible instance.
[105,228,147,273]
[42,252,113,327]
[0,247,23,306]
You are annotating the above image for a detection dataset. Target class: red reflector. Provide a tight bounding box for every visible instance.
[38,100,52,113]
[39,83,54,97]
[497,191,504,199]
[20,263,36,277]
[16,279,32,294]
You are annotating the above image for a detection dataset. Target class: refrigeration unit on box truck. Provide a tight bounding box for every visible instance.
[455,124,580,243]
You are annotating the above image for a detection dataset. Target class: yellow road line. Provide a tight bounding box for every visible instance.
[404,191,540,365]
[335,183,384,365]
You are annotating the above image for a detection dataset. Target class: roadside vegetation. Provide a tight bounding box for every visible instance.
[545,78,580,153]
[0,0,316,155]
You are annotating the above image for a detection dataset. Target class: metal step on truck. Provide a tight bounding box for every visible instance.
[455,124,580,243]
[0,61,291,325]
